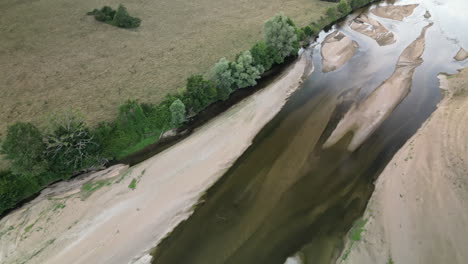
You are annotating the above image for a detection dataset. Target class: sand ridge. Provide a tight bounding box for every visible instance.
[323,23,432,152]
[371,4,419,21]
[349,14,395,46]
[321,31,358,73]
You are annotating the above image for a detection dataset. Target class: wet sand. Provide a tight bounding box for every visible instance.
[323,23,432,151]
[321,31,358,73]
[371,4,418,21]
[0,54,313,264]
[349,14,395,46]
[338,68,468,264]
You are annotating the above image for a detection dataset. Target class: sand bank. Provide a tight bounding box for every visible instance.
[371,4,419,21]
[321,31,358,73]
[349,14,395,46]
[337,68,468,264]
[0,54,313,264]
[454,47,468,61]
[323,23,432,151]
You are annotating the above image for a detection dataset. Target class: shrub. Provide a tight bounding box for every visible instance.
[182,75,217,114]
[349,0,370,9]
[337,0,352,15]
[231,51,262,89]
[0,170,41,215]
[1,122,48,178]
[87,4,141,29]
[303,26,314,37]
[87,6,116,22]
[326,7,340,22]
[264,13,299,64]
[211,58,235,101]
[250,42,275,73]
[112,4,141,29]
[44,113,101,174]
[169,99,186,127]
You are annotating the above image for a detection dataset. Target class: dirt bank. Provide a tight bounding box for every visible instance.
[349,14,395,46]
[0,54,313,264]
[371,4,418,21]
[323,23,432,151]
[337,68,468,264]
[321,31,358,73]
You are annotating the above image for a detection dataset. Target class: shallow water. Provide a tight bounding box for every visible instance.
[152,0,467,263]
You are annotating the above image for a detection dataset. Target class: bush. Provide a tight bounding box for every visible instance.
[264,13,299,64]
[349,0,370,9]
[231,51,262,89]
[250,42,275,73]
[326,7,340,22]
[211,58,235,101]
[169,99,186,127]
[182,75,217,114]
[1,122,48,178]
[87,4,141,29]
[303,26,314,37]
[112,4,141,29]
[44,113,102,174]
[337,0,352,15]
[0,171,41,215]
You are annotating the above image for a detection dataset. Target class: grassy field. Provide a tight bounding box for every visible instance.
[0,0,333,168]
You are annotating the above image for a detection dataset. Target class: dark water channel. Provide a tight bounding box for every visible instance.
[152,0,467,263]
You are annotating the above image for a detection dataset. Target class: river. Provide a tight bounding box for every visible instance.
[152,0,467,263]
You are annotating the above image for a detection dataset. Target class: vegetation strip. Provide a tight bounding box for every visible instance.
[0,0,378,216]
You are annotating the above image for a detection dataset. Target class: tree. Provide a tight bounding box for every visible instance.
[337,0,352,16]
[169,99,186,127]
[326,7,340,21]
[1,122,48,177]
[44,113,101,173]
[250,42,275,73]
[264,13,299,64]
[183,75,217,113]
[112,4,141,28]
[349,0,368,9]
[211,58,235,101]
[231,51,261,89]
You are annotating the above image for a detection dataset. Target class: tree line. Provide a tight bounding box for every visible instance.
[0,0,377,215]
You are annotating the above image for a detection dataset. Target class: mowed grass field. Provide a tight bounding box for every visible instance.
[0,0,333,167]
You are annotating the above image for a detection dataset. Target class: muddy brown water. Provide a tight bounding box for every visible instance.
[152,0,468,263]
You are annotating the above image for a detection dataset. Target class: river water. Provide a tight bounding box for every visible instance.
[152,0,467,263]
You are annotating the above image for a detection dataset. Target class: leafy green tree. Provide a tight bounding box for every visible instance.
[264,13,299,64]
[1,122,48,178]
[349,0,369,9]
[231,51,261,89]
[112,4,141,28]
[211,58,235,100]
[326,7,340,21]
[183,75,217,113]
[44,114,101,173]
[250,42,275,72]
[169,99,186,127]
[337,0,352,15]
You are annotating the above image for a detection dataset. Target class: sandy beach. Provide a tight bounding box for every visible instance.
[0,53,313,264]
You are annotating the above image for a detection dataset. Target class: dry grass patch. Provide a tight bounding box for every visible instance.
[0,0,333,140]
